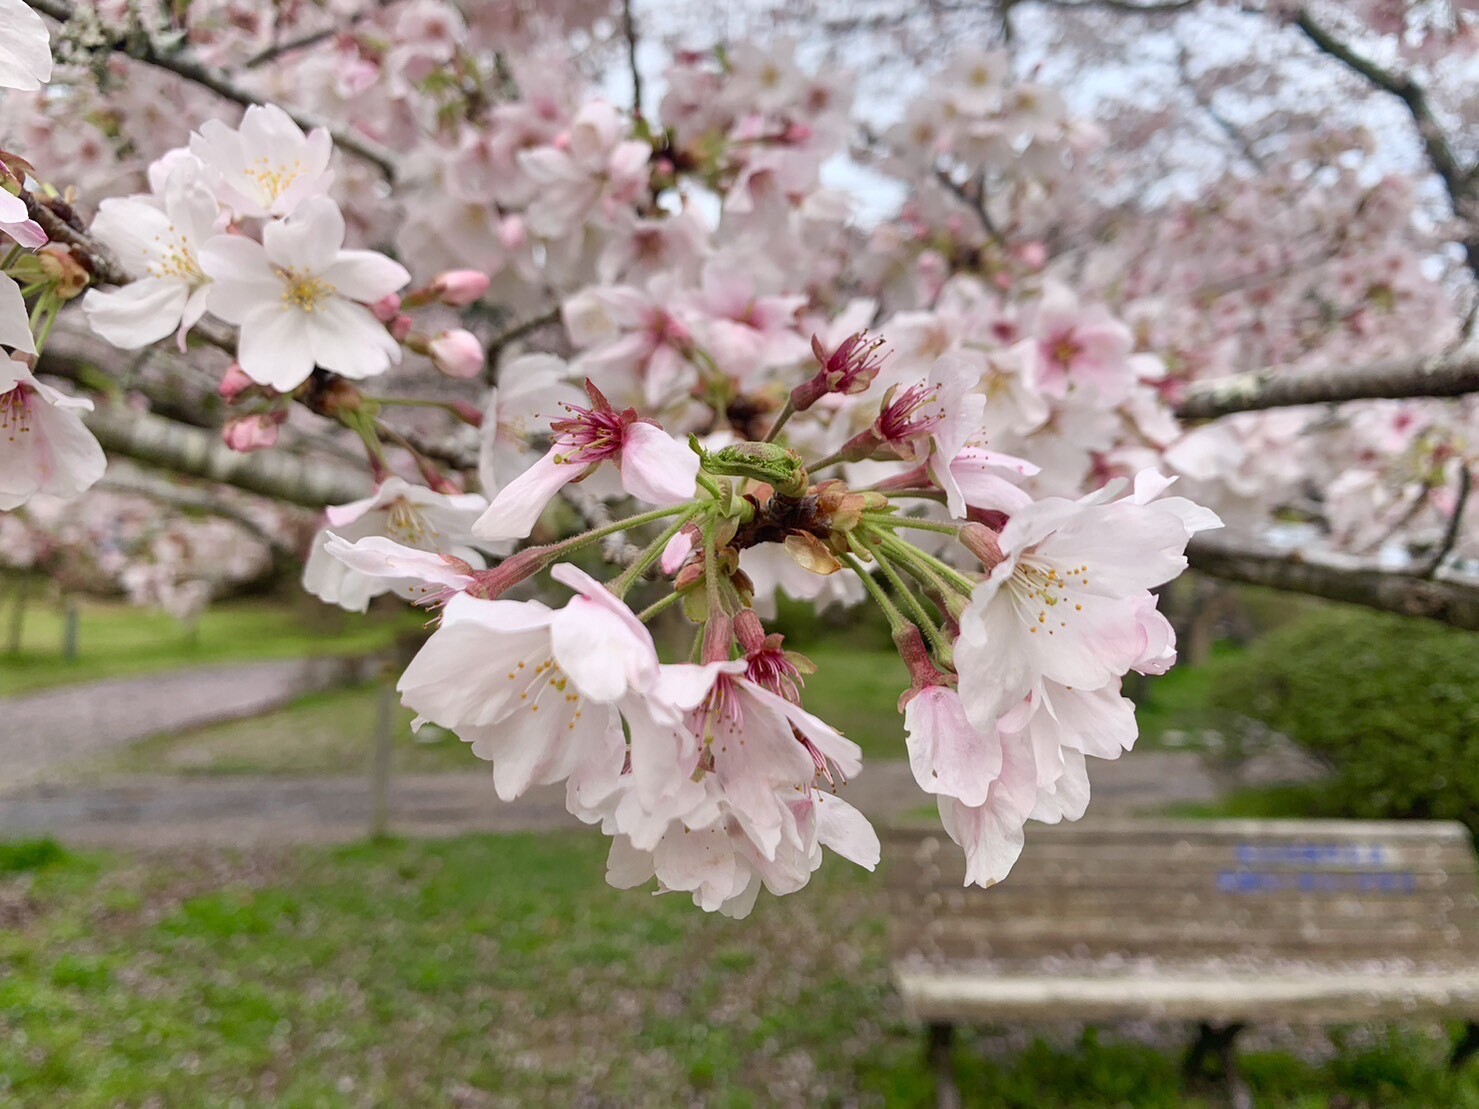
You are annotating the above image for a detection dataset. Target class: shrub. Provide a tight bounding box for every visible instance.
[1207,606,1479,831]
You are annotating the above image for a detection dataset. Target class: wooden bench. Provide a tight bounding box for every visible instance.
[887,818,1479,1107]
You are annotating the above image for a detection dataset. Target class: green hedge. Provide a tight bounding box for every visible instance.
[1207,607,1479,830]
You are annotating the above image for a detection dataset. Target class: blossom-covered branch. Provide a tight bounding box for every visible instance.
[82,404,368,508]
[1188,538,1479,633]
[23,0,402,180]
[1175,350,1479,421]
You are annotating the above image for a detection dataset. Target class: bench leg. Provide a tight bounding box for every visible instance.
[1451,1021,1479,1070]
[1182,1021,1250,1109]
[927,1021,961,1109]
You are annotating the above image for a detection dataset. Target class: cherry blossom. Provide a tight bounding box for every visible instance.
[189,104,334,219]
[303,478,489,612]
[83,155,220,349]
[198,197,409,388]
[473,382,697,541]
[0,0,51,92]
[0,354,106,510]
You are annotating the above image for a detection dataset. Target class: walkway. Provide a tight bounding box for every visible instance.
[0,655,380,793]
[0,752,1267,850]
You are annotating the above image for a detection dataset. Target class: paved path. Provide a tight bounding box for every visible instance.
[0,752,1266,850]
[0,655,380,794]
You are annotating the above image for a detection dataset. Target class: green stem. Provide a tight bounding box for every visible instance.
[869,527,979,598]
[556,503,693,558]
[866,514,963,537]
[808,449,848,472]
[839,552,913,638]
[762,397,795,443]
[609,505,702,598]
[695,472,725,500]
[850,533,953,664]
[636,589,685,623]
[701,516,729,659]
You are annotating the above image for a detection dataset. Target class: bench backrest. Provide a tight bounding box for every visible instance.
[887,819,1479,967]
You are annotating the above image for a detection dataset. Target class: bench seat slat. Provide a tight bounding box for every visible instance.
[896,969,1479,1025]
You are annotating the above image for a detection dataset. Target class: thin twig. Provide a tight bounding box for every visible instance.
[1426,465,1472,578]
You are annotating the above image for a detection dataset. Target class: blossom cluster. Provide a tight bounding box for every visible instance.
[0,0,1472,915]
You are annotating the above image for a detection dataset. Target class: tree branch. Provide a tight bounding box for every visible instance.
[81,404,368,507]
[28,0,401,181]
[1294,9,1472,228]
[1174,349,1479,421]
[1188,538,1479,632]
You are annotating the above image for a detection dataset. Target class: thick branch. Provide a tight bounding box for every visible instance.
[1189,538,1479,632]
[1175,350,1479,421]
[28,0,400,181]
[1295,9,1473,234]
[82,405,369,507]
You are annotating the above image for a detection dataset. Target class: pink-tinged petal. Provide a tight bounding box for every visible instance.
[1042,683,1137,760]
[904,685,1004,808]
[661,529,695,574]
[0,273,35,353]
[236,305,317,390]
[322,249,411,303]
[550,595,658,702]
[324,531,476,591]
[813,793,880,870]
[618,421,698,505]
[0,0,52,91]
[652,661,745,711]
[263,196,345,273]
[472,447,579,541]
[0,219,46,249]
[82,278,189,350]
[307,299,401,380]
[198,236,280,322]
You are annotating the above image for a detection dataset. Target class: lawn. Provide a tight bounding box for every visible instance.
[3,833,1477,1106]
[0,591,417,698]
[95,630,1230,780]
[99,639,918,779]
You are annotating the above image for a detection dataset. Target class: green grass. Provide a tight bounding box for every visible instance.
[0,592,416,697]
[2,834,1478,1106]
[105,685,472,778]
[1129,641,1246,750]
[802,643,910,761]
[104,640,913,779]
[1160,783,1335,821]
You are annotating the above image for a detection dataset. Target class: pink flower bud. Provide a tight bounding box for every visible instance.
[218,364,254,403]
[372,293,402,322]
[1016,241,1048,269]
[429,329,485,379]
[391,314,414,342]
[222,414,280,453]
[431,269,490,307]
[499,214,528,251]
[449,400,484,427]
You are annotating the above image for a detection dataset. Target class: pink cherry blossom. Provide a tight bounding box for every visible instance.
[472,381,697,542]
[0,355,106,510]
[199,197,409,389]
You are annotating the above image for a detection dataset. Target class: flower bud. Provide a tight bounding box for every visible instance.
[958,522,1005,572]
[372,293,402,322]
[429,329,485,379]
[431,269,491,306]
[222,413,281,453]
[218,363,254,403]
[391,314,414,342]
